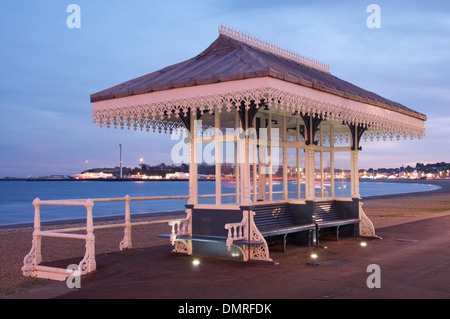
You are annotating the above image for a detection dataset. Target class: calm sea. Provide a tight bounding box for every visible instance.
[0,180,441,226]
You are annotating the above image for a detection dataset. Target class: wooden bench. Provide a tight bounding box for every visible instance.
[249,203,316,252]
[313,200,360,244]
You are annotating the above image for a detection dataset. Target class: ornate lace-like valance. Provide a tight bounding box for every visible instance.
[92,77,425,141]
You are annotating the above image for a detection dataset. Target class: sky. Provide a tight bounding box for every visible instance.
[0,0,449,177]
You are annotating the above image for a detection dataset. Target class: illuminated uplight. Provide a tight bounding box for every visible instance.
[311,253,318,259]
[360,242,367,247]
[192,259,200,266]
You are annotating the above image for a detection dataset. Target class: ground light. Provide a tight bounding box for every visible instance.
[360,242,367,247]
[308,253,320,266]
[192,259,200,266]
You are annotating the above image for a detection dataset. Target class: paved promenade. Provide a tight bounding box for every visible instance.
[9,213,450,300]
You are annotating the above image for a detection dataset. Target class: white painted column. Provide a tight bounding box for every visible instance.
[305,116,315,200]
[215,107,221,205]
[296,118,301,199]
[320,122,324,198]
[305,146,315,200]
[235,110,240,204]
[188,112,198,205]
[351,125,361,198]
[240,108,252,206]
[330,123,335,198]
[252,117,257,203]
[258,115,267,201]
[282,114,288,200]
[351,150,360,198]
[268,112,273,201]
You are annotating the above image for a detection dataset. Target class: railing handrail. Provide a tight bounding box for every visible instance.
[34,193,238,206]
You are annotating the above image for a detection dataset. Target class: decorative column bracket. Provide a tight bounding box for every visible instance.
[348,123,368,151]
[299,113,322,145]
[179,107,202,132]
[359,201,382,239]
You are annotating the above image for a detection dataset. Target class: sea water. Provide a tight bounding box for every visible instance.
[0,180,441,226]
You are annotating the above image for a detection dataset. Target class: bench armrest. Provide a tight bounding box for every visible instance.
[168,210,192,245]
[225,212,250,251]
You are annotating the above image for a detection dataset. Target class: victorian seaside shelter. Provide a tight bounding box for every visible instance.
[23,26,426,279]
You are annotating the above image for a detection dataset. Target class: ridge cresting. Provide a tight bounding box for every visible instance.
[218,24,330,74]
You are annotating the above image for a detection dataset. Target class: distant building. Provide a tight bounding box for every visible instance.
[165,172,189,179]
[82,166,132,177]
[72,172,114,179]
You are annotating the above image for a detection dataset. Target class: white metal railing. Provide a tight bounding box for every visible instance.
[22,193,226,281]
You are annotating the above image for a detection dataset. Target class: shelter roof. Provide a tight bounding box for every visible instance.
[91,29,425,122]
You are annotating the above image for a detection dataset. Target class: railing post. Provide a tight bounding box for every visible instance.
[32,198,42,266]
[23,198,43,276]
[81,199,96,274]
[120,195,132,250]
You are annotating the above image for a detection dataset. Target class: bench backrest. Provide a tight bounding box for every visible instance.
[192,208,243,237]
[252,203,298,233]
[313,201,346,222]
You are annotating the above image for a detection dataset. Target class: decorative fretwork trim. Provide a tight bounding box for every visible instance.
[92,83,425,141]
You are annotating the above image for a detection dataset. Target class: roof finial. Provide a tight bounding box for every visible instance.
[218,24,330,74]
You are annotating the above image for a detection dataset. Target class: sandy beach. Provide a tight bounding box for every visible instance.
[361,179,450,227]
[1,179,449,298]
